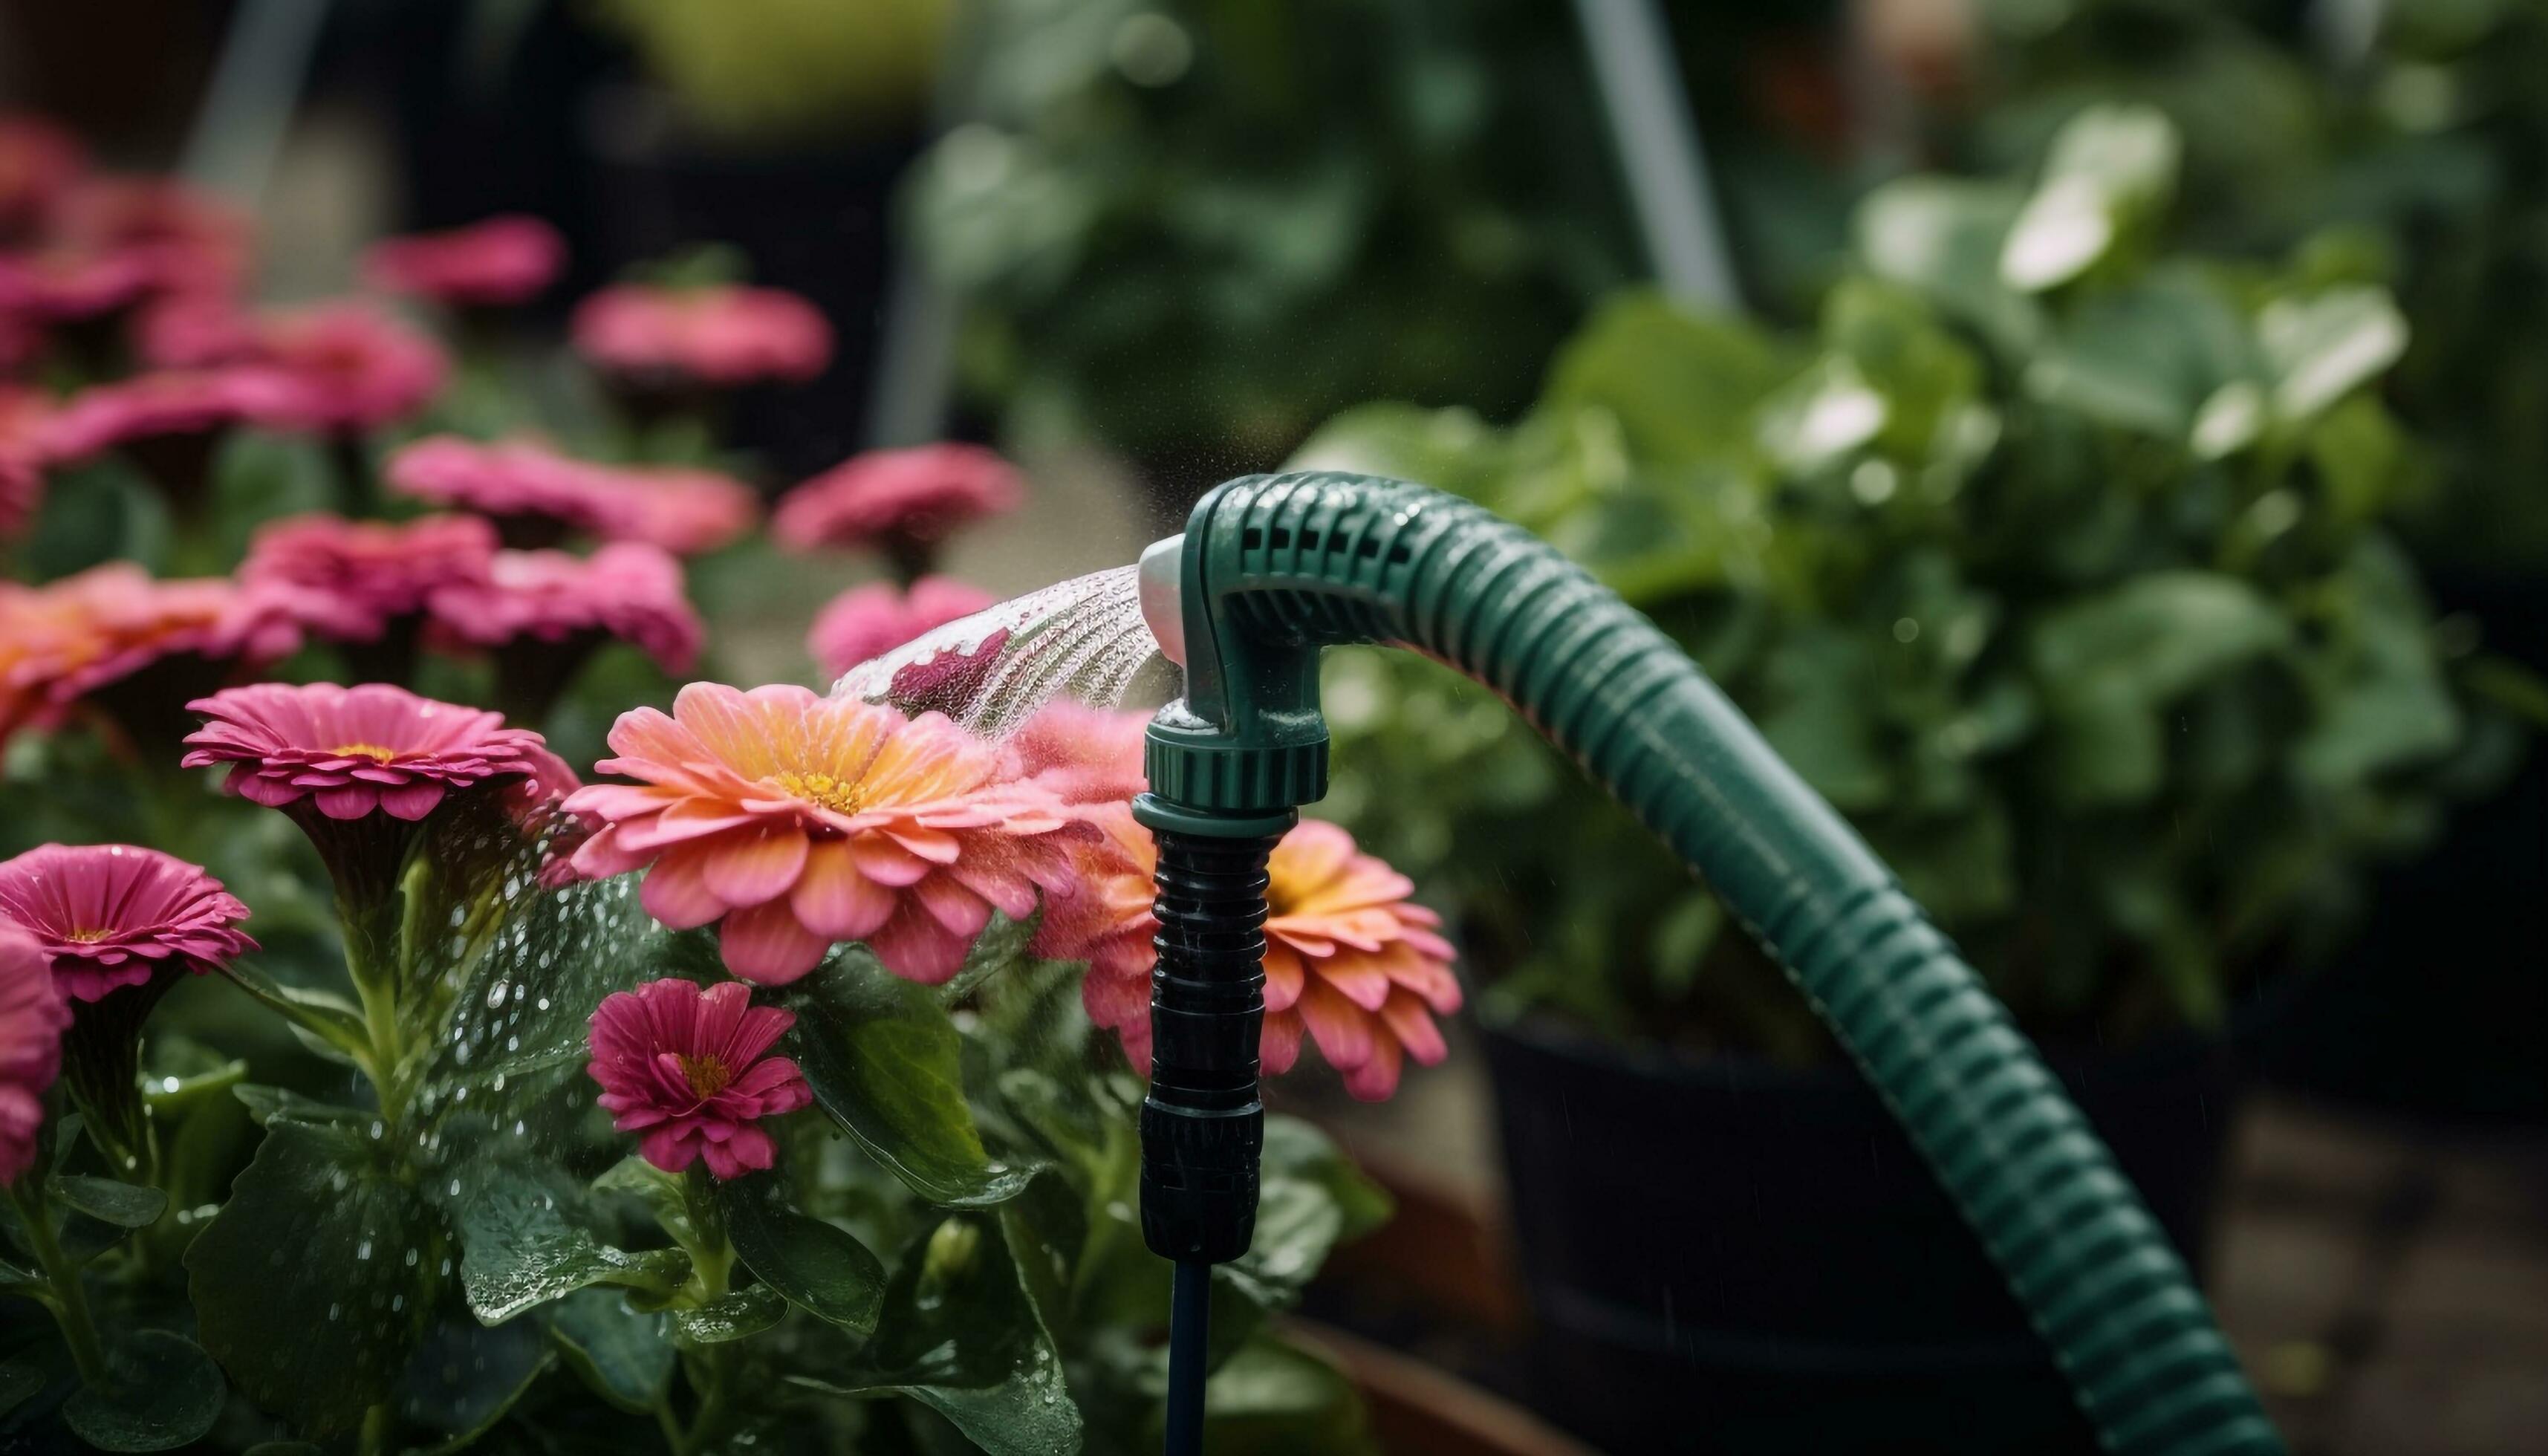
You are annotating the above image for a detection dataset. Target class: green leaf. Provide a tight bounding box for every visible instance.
[62,1331,226,1453]
[392,1314,554,1451]
[442,1160,690,1323]
[550,1287,675,1415]
[779,949,1035,1206]
[219,962,374,1065]
[1193,1336,1378,1456]
[2000,104,2180,291]
[717,1171,888,1335]
[666,1284,786,1345]
[0,1351,47,1414]
[233,1083,370,1128]
[1541,291,1789,465]
[2261,285,2409,419]
[47,1175,166,1229]
[1855,177,2040,351]
[185,1118,445,1436]
[2032,573,2292,802]
[790,1213,1080,1456]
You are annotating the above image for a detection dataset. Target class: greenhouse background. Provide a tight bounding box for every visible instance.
[0,1,2542,1453]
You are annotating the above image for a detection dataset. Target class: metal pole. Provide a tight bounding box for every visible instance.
[1570,0,1743,311]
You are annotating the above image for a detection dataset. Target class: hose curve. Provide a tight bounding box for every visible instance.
[1179,472,2281,1456]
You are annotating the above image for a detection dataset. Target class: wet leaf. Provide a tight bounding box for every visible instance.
[186,1118,444,1436]
[1191,1336,1377,1456]
[393,1313,553,1449]
[46,1175,165,1229]
[61,1330,225,1452]
[666,1284,785,1345]
[779,948,1035,1206]
[550,1287,674,1414]
[790,1213,1079,1456]
[717,1171,887,1335]
[442,1160,690,1323]
[232,1083,369,1128]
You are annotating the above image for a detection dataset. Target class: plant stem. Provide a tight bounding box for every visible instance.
[359,1401,391,1456]
[7,1179,108,1384]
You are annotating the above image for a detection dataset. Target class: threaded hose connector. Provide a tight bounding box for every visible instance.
[1134,796,1292,1264]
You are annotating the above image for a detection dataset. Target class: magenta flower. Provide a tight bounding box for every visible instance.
[572,283,832,388]
[0,384,44,538]
[240,512,498,643]
[50,176,252,298]
[586,978,810,1179]
[806,576,996,680]
[361,215,565,308]
[0,921,69,1184]
[0,843,256,1004]
[33,368,315,468]
[386,435,757,553]
[246,302,449,434]
[773,445,1023,562]
[131,290,260,369]
[183,681,548,824]
[0,114,85,241]
[0,246,158,323]
[426,542,705,675]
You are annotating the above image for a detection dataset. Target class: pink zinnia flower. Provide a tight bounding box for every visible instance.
[32,368,315,467]
[363,215,565,308]
[572,283,832,387]
[240,512,498,643]
[807,576,996,680]
[426,542,705,675]
[243,302,449,433]
[0,114,85,241]
[385,435,757,553]
[183,681,549,825]
[773,444,1023,557]
[1036,813,1460,1102]
[130,290,260,369]
[0,384,45,537]
[1009,702,1152,807]
[50,176,252,297]
[565,684,1080,985]
[586,977,810,1179]
[0,921,69,1184]
[0,564,301,749]
[0,843,256,1004]
[0,246,159,323]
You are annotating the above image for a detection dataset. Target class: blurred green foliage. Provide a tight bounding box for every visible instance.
[583,0,952,140]
[909,0,1637,487]
[1300,105,2541,1058]
[1963,0,2548,566]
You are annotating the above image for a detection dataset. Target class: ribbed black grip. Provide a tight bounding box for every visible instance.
[1137,819,1284,1264]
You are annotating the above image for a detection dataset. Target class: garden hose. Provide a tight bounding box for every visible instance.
[1134,472,2284,1456]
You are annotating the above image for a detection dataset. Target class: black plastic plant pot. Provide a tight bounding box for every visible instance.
[1481,1016,2243,1455]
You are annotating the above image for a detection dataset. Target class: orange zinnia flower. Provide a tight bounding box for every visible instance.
[1037,804,1460,1102]
[565,684,1080,985]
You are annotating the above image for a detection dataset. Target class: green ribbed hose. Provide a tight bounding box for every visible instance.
[1140,472,2282,1456]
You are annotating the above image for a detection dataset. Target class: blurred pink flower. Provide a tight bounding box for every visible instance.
[773,444,1022,555]
[130,290,259,369]
[0,564,301,748]
[1009,701,1151,807]
[183,680,548,825]
[0,843,256,1004]
[362,215,565,308]
[0,385,45,537]
[0,114,85,241]
[246,302,448,433]
[0,921,69,1183]
[572,283,831,387]
[565,684,1079,985]
[0,246,157,322]
[806,576,995,679]
[426,542,704,675]
[386,435,757,553]
[1036,813,1459,1101]
[32,368,313,467]
[240,512,497,643]
[586,977,810,1179]
[50,176,251,297]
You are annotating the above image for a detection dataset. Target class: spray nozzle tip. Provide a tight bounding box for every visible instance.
[1139,533,1186,667]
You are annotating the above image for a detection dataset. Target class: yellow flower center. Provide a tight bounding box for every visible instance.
[773,769,862,815]
[63,928,111,943]
[677,1054,733,1098]
[331,742,401,762]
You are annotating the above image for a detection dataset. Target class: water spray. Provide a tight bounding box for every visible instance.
[1128,472,2284,1456]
